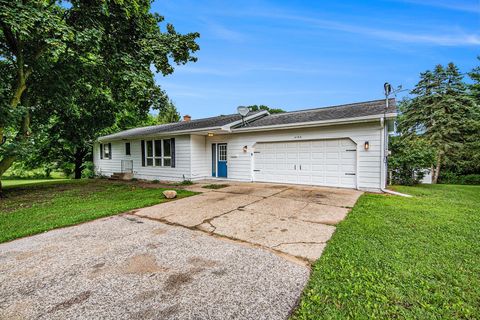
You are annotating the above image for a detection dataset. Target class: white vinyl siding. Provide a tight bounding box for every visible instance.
[190,135,209,179]
[93,135,191,181]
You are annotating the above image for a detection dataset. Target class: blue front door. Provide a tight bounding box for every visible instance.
[217,143,227,178]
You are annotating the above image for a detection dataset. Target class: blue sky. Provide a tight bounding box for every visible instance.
[152,0,480,118]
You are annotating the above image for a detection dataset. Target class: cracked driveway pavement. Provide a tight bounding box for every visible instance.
[0,182,362,320]
[135,181,363,262]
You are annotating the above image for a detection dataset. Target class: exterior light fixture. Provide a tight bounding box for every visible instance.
[364,141,369,150]
[207,132,214,137]
[243,145,248,152]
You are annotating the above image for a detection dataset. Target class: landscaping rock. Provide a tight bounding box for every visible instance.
[163,190,177,199]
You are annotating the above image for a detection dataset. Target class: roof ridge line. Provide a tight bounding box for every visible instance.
[271,98,395,116]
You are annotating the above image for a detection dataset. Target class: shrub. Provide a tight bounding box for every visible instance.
[388,136,435,185]
[81,161,95,179]
[439,173,480,185]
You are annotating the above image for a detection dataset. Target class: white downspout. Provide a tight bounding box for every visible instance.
[380,100,412,197]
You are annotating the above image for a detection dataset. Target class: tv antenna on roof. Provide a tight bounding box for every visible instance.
[237,106,250,126]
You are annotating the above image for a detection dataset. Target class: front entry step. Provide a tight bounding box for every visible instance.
[109,172,133,180]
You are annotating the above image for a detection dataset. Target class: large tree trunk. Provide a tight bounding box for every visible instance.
[432,152,442,184]
[73,148,87,179]
[74,162,83,179]
[0,47,31,191]
[0,110,31,194]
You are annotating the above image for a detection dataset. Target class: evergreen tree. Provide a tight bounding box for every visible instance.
[399,63,478,183]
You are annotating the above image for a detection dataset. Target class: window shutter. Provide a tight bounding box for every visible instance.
[108,143,112,159]
[170,138,176,168]
[141,140,145,167]
[100,144,103,159]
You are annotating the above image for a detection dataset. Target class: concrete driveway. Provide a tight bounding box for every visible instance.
[0,181,362,320]
[135,181,363,262]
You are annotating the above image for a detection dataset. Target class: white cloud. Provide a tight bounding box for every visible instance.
[394,0,480,13]
[201,19,247,42]
[251,12,480,46]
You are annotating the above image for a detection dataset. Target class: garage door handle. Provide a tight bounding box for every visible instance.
[345,173,356,175]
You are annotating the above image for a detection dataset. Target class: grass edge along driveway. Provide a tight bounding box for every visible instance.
[0,179,196,244]
[292,184,480,320]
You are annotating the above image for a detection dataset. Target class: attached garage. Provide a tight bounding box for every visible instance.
[253,139,357,188]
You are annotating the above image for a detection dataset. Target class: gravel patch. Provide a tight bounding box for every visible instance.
[0,215,309,320]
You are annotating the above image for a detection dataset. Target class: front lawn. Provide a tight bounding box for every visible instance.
[0,179,196,243]
[293,184,480,319]
[1,178,69,187]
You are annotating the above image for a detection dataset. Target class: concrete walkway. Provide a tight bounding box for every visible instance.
[0,215,308,320]
[135,181,363,262]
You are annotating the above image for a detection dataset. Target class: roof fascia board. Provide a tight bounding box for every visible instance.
[231,113,398,133]
[97,126,225,142]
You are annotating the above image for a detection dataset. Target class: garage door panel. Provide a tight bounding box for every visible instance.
[326,164,339,171]
[326,153,339,160]
[298,152,310,160]
[254,139,356,188]
[326,140,340,147]
[342,164,356,172]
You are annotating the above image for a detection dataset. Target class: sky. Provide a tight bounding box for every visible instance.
[151,0,480,118]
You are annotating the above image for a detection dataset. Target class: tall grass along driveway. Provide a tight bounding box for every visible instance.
[293,184,480,319]
[0,179,196,243]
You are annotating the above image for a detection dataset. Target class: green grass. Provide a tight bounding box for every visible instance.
[2,178,69,187]
[293,184,480,319]
[0,179,196,243]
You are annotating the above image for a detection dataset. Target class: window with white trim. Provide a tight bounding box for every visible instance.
[144,139,172,167]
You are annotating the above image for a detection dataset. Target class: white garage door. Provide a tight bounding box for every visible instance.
[253,139,357,188]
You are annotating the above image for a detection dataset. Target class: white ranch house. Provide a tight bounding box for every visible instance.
[94,99,397,192]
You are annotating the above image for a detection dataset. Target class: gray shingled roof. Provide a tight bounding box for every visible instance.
[98,99,396,141]
[239,99,396,128]
[98,112,260,141]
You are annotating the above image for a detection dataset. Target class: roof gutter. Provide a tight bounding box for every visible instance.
[231,113,398,133]
[97,126,226,142]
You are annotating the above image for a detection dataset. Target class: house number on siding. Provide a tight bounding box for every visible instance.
[294,136,302,139]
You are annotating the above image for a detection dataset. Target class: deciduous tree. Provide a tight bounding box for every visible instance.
[0,0,199,190]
